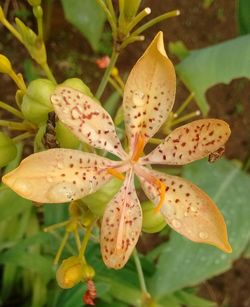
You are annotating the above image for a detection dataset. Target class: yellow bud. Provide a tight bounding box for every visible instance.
[111,67,119,77]
[56,256,84,289]
[0,54,12,74]
[82,264,95,281]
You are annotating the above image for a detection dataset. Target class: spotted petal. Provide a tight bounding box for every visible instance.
[123,31,176,152]
[101,171,142,269]
[136,166,232,253]
[141,119,231,165]
[51,87,127,159]
[2,149,117,203]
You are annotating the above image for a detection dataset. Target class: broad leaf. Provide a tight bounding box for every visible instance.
[61,0,106,51]
[149,159,250,297]
[237,0,250,35]
[176,34,250,114]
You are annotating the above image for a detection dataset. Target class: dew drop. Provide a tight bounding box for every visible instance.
[199,231,208,239]
[62,108,69,114]
[132,90,146,107]
[172,218,181,228]
[190,206,197,212]
[47,183,76,202]
[71,107,81,119]
[184,212,189,217]
[46,176,54,183]
[57,162,64,169]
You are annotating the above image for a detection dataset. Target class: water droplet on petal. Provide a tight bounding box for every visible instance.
[172,218,181,228]
[132,90,146,107]
[190,206,197,212]
[46,176,54,182]
[57,162,64,169]
[47,183,76,202]
[199,231,208,239]
[62,108,69,114]
[184,212,189,217]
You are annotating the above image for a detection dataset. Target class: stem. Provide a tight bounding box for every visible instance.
[12,131,34,143]
[126,7,151,32]
[171,110,201,127]
[108,77,123,96]
[120,35,144,49]
[95,50,119,100]
[36,10,44,40]
[9,71,27,91]
[131,9,180,36]
[133,249,149,295]
[74,229,81,251]
[175,92,195,116]
[53,231,70,265]
[96,0,117,36]
[79,221,96,259]
[113,73,125,90]
[1,18,23,43]
[0,101,24,119]
[106,0,117,24]
[0,120,31,131]
[41,62,57,84]
[43,220,69,232]
[148,137,163,145]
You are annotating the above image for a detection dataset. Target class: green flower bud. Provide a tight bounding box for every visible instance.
[28,0,41,6]
[124,0,142,21]
[0,54,12,74]
[84,178,122,216]
[142,201,166,233]
[33,6,43,19]
[0,132,17,167]
[56,256,85,289]
[21,79,55,124]
[55,121,80,149]
[61,78,93,97]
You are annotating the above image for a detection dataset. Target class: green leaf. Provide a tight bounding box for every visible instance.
[176,34,250,114]
[60,0,106,51]
[0,187,32,222]
[149,159,250,298]
[237,0,250,34]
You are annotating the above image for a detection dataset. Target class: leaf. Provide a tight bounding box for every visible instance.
[237,0,250,35]
[149,159,250,298]
[0,187,32,222]
[176,34,250,114]
[60,0,106,51]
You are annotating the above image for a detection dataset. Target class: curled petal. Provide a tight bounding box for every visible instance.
[141,119,231,165]
[123,31,176,152]
[2,149,117,203]
[101,171,142,269]
[136,166,232,253]
[51,87,127,159]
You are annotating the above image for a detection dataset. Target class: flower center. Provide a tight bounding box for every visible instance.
[131,133,146,163]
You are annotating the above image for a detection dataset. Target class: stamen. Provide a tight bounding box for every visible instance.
[132,133,146,162]
[107,168,125,180]
[153,178,167,213]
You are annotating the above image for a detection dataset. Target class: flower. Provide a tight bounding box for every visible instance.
[2,32,232,269]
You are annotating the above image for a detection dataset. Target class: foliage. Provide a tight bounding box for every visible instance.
[237,0,250,34]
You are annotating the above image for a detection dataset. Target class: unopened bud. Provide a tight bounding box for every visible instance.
[0,54,12,74]
[82,264,95,281]
[56,256,84,289]
[0,132,17,168]
[142,201,166,233]
[28,0,41,6]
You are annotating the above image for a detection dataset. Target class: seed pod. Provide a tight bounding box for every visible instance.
[55,121,80,149]
[21,79,55,124]
[61,78,93,97]
[142,201,166,233]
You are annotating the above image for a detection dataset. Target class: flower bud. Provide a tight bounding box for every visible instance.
[142,201,166,233]
[0,132,17,167]
[61,78,93,97]
[28,0,41,6]
[0,54,12,74]
[33,6,43,19]
[21,79,55,124]
[123,0,142,21]
[82,264,95,281]
[83,178,122,216]
[56,256,85,289]
[55,121,80,149]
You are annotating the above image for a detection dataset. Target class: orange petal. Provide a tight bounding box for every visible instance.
[141,119,231,165]
[51,87,127,159]
[2,149,117,203]
[101,171,142,269]
[123,31,176,153]
[137,166,232,253]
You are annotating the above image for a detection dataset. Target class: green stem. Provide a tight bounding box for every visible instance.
[148,137,163,145]
[43,220,69,232]
[171,110,201,127]
[0,101,24,119]
[133,249,149,295]
[120,35,144,49]
[53,231,70,265]
[12,131,34,143]
[175,92,195,116]
[41,62,57,84]
[79,221,96,259]
[131,9,180,36]
[0,120,31,131]
[9,71,27,91]
[74,229,81,251]
[1,18,23,43]
[126,7,151,32]
[95,50,119,100]
[108,77,123,96]
[106,0,117,24]
[96,0,117,36]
